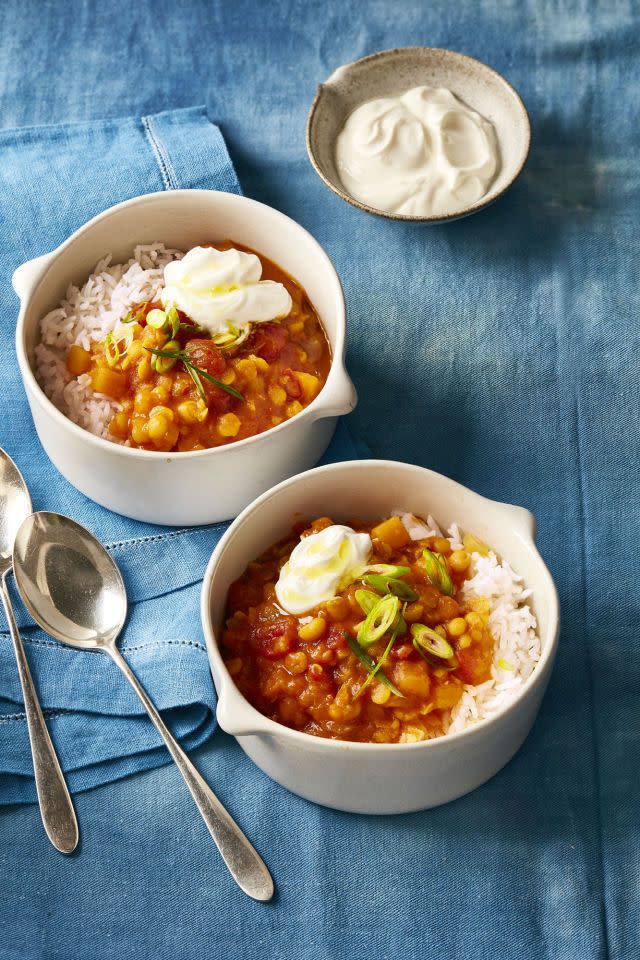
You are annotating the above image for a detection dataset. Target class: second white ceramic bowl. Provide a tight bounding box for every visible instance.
[201,460,559,814]
[13,190,356,525]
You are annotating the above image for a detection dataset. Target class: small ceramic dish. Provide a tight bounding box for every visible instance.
[13,190,356,525]
[201,459,559,814]
[306,47,531,224]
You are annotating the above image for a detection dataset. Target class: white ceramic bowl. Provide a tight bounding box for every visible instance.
[13,190,356,525]
[201,460,559,814]
[307,47,531,224]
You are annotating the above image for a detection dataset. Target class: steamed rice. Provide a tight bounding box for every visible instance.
[394,510,540,734]
[35,243,183,441]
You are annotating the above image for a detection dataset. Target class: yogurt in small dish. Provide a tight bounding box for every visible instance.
[335,85,499,218]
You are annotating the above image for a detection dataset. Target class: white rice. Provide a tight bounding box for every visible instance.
[396,513,540,734]
[35,243,183,440]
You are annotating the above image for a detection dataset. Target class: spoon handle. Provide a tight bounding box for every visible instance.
[105,645,273,902]
[0,571,78,854]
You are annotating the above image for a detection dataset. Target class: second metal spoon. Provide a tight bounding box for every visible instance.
[13,510,273,902]
[0,450,77,853]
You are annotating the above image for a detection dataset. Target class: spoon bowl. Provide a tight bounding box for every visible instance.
[13,512,126,649]
[13,510,273,901]
[0,449,32,572]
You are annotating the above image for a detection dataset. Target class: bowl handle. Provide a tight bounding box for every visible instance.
[12,252,54,301]
[494,502,537,541]
[309,366,358,421]
[216,696,267,738]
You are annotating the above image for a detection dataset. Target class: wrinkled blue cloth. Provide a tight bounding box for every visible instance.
[0,2,637,959]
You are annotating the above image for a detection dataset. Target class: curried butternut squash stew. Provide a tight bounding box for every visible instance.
[221,513,501,744]
[63,242,331,452]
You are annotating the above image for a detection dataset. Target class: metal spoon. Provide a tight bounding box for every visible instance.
[13,510,273,902]
[0,450,78,853]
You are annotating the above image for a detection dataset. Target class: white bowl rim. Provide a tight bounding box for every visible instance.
[306,45,532,223]
[14,188,348,461]
[201,458,560,752]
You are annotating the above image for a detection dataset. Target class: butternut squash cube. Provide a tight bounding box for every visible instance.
[66,345,91,376]
[371,515,410,549]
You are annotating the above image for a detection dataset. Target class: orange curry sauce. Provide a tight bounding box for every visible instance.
[65,243,331,452]
[222,516,495,744]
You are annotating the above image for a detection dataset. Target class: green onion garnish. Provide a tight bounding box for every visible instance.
[145,346,244,403]
[365,564,411,577]
[122,300,149,324]
[150,339,180,373]
[422,550,455,596]
[363,573,418,602]
[357,593,400,648]
[165,304,180,339]
[345,632,403,698]
[411,623,454,660]
[146,308,168,330]
[104,333,120,368]
[498,658,513,671]
[354,589,382,616]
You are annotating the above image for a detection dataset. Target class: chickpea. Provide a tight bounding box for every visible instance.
[284,651,308,675]
[371,684,391,705]
[130,417,149,444]
[458,633,472,649]
[108,411,129,439]
[298,617,327,642]
[446,617,467,638]
[433,537,452,555]
[269,385,287,406]
[235,358,258,381]
[147,413,170,443]
[286,400,303,418]
[176,400,201,424]
[217,413,241,437]
[323,596,350,621]
[404,602,424,624]
[449,549,471,572]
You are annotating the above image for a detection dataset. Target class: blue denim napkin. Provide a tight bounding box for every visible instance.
[0,107,361,804]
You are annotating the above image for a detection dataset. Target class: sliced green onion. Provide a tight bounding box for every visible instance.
[104,333,120,368]
[146,308,168,330]
[185,361,206,402]
[498,658,513,671]
[411,623,454,660]
[357,594,400,648]
[422,550,455,596]
[345,632,403,698]
[355,589,381,616]
[363,573,418,602]
[365,564,411,577]
[358,623,400,698]
[122,300,148,324]
[165,304,180,339]
[152,339,180,373]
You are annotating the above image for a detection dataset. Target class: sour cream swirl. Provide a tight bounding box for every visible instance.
[275,525,373,615]
[160,246,292,338]
[335,85,499,217]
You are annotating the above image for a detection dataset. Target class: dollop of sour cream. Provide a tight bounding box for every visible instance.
[160,246,292,338]
[335,86,499,217]
[275,525,373,615]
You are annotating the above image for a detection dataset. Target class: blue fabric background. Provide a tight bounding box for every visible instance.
[0,1,637,959]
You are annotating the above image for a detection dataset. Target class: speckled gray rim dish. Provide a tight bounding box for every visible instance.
[306,47,532,224]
